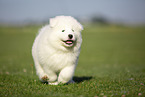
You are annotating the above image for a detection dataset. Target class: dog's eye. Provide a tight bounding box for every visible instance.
[72,29,74,32]
[62,30,65,32]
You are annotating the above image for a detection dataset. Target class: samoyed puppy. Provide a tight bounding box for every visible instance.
[32,16,83,85]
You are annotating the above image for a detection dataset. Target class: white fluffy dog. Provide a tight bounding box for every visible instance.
[32,16,83,85]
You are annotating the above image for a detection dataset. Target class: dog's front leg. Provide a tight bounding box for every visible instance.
[58,65,76,84]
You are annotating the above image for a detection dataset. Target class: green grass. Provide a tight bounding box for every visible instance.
[0,25,145,97]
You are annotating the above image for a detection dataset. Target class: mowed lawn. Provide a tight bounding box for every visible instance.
[0,25,145,97]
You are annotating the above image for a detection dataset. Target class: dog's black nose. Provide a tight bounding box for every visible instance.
[68,34,73,39]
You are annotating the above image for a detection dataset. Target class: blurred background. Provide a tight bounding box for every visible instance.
[0,0,145,25]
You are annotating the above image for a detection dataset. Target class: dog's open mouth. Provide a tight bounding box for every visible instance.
[63,40,74,47]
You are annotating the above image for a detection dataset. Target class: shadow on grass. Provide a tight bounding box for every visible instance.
[73,76,93,83]
[41,76,93,84]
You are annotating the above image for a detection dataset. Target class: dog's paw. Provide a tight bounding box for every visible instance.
[49,82,59,85]
[41,75,49,81]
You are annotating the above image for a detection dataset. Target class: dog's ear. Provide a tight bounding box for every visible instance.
[49,18,57,28]
[75,22,83,32]
[78,23,83,32]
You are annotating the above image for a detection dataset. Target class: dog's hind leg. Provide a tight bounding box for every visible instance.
[32,43,49,82]
[43,68,58,84]
[34,61,49,82]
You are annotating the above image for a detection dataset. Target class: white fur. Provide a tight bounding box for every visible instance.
[32,16,83,85]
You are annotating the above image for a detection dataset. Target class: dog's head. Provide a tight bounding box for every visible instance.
[49,16,83,50]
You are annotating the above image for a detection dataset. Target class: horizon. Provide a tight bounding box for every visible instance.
[0,0,145,25]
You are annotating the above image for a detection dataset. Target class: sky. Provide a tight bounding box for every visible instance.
[0,0,145,24]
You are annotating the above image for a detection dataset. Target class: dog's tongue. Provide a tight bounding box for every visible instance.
[66,41,72,44]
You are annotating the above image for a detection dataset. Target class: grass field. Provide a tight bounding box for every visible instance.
[0,25,145,97]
